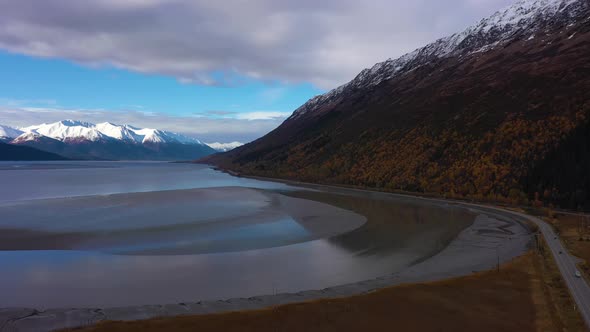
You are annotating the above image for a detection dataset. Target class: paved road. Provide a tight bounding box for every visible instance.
[495,208,590,327]
[385,194,590,328]
[430,200,590,328]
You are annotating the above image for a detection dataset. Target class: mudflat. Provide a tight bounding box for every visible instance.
[0,187,366,255]
[0,162,532,332]
[0,185,477,310]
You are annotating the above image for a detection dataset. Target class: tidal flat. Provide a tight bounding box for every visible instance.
[0,162,483,310]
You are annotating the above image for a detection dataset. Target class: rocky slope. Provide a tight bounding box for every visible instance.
[205,0,590,210]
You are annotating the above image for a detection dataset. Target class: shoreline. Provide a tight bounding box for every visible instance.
[0,178,532,332]
[212,165,589,217]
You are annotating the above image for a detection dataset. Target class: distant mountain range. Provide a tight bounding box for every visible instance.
[0,120,219,161]
[206,0,590,210]
[205,142,244,152]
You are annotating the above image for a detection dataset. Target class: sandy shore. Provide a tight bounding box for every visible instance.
[0,190,531,332]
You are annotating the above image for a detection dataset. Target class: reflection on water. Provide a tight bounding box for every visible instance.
[0,187,365,255]
[0,161,290,203]
[0,161,476,309]
[284,190,473,260]
[0,242,364,309]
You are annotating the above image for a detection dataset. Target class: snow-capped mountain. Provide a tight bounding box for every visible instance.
[6,120,216,161]
[205,0,590,209]
[206,142,244,152]
[0,125,24,141]
[289,0,589,120]
[22,120,108,142]
[11,132,47,144]
[20,120,205,145]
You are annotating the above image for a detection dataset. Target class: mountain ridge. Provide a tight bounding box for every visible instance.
[290,0,587,121]
[14,120,206,145]
[204,0,590,210]
[2,120,216,161]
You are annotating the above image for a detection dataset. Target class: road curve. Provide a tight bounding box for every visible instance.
[354,189,590,328]
[240,174,590,328]
[469,205,590,328]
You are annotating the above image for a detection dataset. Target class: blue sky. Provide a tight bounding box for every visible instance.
[0,51,322,142]
[0,52,321,117]
[0,0,513,142]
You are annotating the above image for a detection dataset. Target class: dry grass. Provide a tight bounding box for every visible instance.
[66,249,584,332]
[543,213,590,281]
[533,238,587,331]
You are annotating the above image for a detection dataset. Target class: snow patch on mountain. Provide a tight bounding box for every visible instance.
[94,122,141,142]
[0,125,24,139]
[23,120,107,142]
[290,0,587,120]
[207,142,244,152]
[133,128,204,145]
[11,132,49,144]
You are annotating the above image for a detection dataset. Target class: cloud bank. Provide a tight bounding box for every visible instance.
[0,0,514,89]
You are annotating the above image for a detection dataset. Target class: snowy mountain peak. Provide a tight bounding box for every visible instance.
[290,0,588,119]
[206,141,244,152]
[58,119,93,127]
[13,120,207,145]
[94,122,141,142]
[483,0,579,28]
[138,129,165,144]
[11,132,48,144]
[0,125,24,139]
[22,121,108,142]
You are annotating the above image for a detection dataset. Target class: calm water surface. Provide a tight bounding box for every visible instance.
[0,161,475,308]
[0,161,288,203]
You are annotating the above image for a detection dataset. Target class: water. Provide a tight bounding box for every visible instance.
[0,161,289,203]
[0,161,475,308]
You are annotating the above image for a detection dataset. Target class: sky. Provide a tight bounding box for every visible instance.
[0,0,514,143]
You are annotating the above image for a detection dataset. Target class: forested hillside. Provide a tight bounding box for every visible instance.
[205,0,590,210]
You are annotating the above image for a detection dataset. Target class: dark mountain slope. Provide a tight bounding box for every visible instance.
[16,138,215,161]
[0,142,67,161]
[12,133,216,161]
[524,117,590,209]
[205,1,590,209]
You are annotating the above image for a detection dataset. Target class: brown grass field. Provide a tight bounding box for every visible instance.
[545,213,590,265]
[67,246,586,332]
[544,212,590,284]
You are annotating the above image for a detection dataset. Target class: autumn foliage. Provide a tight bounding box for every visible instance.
[206,18,590,210]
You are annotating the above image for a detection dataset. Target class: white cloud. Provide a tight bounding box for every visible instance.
[0,98,58,107]
[0,0,515,89]
[235,111,291,121]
